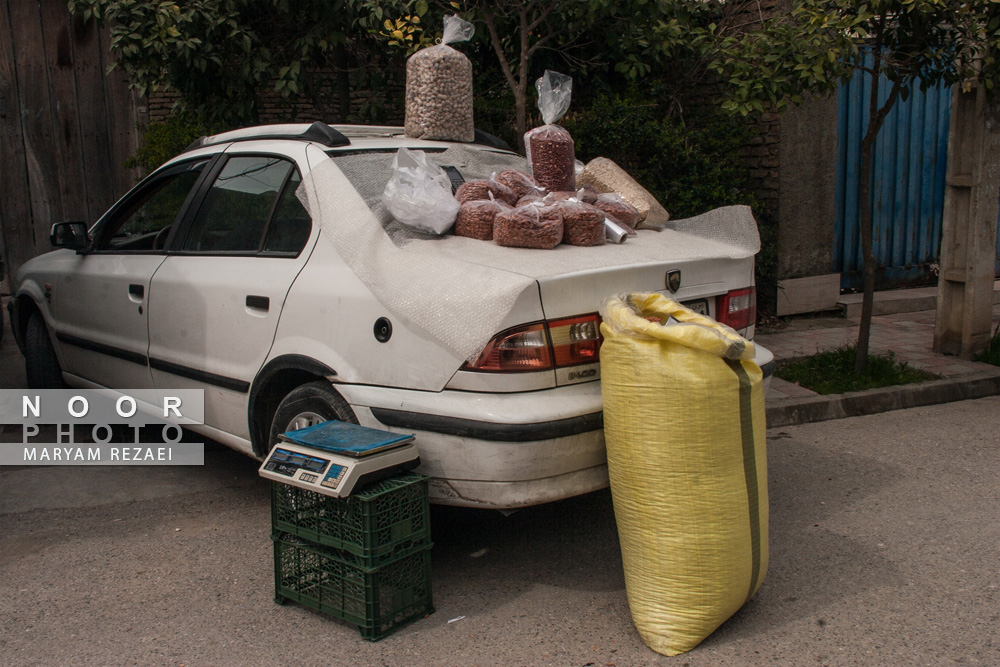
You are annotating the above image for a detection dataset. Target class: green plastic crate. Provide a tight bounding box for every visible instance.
[270,472,431,566]
[273,533,434,641]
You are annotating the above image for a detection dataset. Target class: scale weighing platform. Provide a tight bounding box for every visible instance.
[259,420,419,497]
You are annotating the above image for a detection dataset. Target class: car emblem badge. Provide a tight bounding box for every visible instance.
[665,270,681,293]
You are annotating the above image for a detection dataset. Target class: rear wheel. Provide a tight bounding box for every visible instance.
[267,381,357,450]
[25,311,66,389]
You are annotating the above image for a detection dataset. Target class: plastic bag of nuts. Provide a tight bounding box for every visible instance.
[495,169,542,199]
[494,203,564,249]
[593,193,640,229]
[455,174,518,206]
[578,157,671,229]
[454,197,511,241]
[404,16,475,142]
[527,126,575,192]
[555,200,606,246]
[525,71,576,192]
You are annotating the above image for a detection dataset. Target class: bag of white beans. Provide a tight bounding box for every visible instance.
[404,15,476,142]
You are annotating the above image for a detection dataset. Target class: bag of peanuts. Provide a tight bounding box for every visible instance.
[404,15,475,142]
[494,202,564,249]
[555,199,606,247]
[593,192,641,229]
[454,196,511,241]
[525,71,576,192]
[495,169,543,200]
[455,174,518,206]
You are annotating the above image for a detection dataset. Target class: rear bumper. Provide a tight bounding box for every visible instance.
[340,343,775,508]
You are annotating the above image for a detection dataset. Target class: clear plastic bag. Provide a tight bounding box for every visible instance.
[525,71,576,192]
[381,147,461,234]
[495,169,541,199]
[536,70,573,125]
[404,15,475,142]
[579,157,671,229]
[455,173,518,206]
[493,202,564,249]
[555,199,606,247]
[594,192,641,228]
[454,195,511,241]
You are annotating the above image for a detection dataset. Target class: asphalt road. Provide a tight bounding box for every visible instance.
[1,306,998,665]
[1,393,998,666]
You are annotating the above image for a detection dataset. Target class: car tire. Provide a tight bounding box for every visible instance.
[267,381,358,450]
[25,311,66,389]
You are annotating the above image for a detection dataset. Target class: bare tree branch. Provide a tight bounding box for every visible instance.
[526,0,559,34]
[481,8,519,95]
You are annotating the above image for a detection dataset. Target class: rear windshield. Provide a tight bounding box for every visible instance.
[322,145,529,245]
[326,146,528,213]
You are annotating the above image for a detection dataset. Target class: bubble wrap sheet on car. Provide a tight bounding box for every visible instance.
[297,146,760,361]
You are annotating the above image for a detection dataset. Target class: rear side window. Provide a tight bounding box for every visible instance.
[180,156,309,253]
[262,170,312,253]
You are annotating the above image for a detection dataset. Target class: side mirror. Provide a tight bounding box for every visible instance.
[50,221,89,250]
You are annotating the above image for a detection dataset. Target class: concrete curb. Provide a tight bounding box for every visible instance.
[765,369,1000,428]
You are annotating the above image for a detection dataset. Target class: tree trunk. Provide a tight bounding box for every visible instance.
[855,126,877,373]
[854,65,902,373]
[514,84,527,152]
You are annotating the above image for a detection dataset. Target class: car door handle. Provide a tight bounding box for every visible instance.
[128,284,144,298]
[246,295,269,311]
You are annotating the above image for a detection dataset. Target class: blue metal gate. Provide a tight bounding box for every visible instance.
[834,70,953,290]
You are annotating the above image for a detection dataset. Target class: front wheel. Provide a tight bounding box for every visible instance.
[267,381,358,449]
[25,311,66,389]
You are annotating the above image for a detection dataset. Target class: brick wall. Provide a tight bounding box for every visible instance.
[147,69,405,127]
[742,110,781,217]
[729,0,785,219]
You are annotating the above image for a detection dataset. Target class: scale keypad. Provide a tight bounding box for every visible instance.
[321,464,347,489]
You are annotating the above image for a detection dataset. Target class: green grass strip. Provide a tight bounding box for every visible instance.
[775,343,937,395]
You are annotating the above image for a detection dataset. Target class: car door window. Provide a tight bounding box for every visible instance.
[180,156,294,253]
[262,170,312,254]
[94,159,208,252]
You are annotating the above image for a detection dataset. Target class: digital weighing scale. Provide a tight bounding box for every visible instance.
[258,420,419,497]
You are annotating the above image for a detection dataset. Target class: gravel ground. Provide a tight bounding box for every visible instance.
[1,397,999,666]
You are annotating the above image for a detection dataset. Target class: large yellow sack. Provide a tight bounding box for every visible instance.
[599,293,768,656]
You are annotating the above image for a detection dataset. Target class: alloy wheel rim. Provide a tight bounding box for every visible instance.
[286,411,327,432]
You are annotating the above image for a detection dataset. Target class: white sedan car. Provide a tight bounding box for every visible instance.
[8,123,773,508]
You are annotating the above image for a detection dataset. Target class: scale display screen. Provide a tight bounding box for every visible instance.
[263,448,330,478]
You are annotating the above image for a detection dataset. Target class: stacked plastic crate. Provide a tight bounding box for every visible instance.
[271,472,434,640]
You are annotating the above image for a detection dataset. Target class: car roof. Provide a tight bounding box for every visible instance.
[181,122,512,155]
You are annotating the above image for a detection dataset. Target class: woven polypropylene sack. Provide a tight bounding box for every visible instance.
[599,292,768,656]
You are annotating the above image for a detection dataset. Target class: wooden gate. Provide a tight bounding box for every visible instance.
[0,0,142,286]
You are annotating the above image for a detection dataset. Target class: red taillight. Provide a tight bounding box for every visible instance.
[463,314,603,372]
[463,323,552,371]
[548,314,602,367]
[716,287,756,331]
